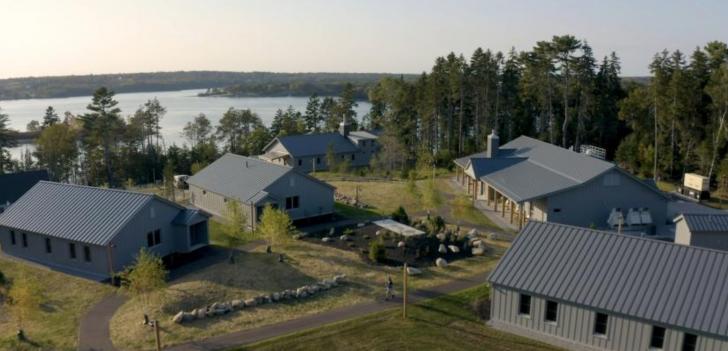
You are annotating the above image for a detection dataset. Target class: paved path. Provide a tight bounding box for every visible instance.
[166,270,490,351]
[78,293,127,351]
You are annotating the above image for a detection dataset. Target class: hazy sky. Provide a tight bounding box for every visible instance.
[1,0,726,78]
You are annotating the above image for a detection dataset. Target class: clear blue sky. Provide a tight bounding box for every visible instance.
[0,0,725,78]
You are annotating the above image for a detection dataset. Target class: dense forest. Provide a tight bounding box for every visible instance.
[1,35,727,190]
[0,71,410,100]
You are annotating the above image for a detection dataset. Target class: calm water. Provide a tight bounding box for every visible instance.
[2,89,371,160]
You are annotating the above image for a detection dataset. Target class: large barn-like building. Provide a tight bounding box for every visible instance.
[454,131,668,233]
[489,221,728,351]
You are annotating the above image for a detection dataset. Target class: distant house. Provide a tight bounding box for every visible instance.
[0,181,210,281]
[0,169,49,213]
[259,118,379,172]
[454,131,668,232]
[187,153,335,229]
[489,221,728,351]
[674,213,728,251]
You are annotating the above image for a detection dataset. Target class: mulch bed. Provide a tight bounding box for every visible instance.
[302,224,472,268]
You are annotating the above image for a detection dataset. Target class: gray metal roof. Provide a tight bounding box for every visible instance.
[348,130,380,140]
[457,136,666,202]
[675,213,728,233]
[173,208,211,226]
[0,170,49,205]
[186,153,293,203]
[0,181,158,246]
[272,132,359,157]
[489,221,728,338]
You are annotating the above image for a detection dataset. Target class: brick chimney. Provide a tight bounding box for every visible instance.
[486,129,499,158]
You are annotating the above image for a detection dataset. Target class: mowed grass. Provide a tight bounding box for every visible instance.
[0,256,113,351]
[239,285,560,351]
[110,223,506,350]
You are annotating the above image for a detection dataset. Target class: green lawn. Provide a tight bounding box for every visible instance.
[0,256,113,351]
[238,285,560,351]
[333,202,381,219]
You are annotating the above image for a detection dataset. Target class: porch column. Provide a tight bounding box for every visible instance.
[494,192,498,211]
[501,197,506,217]
[486,185,491,206]
[510,201,514,223]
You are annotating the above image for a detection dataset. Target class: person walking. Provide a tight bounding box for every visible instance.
[385,275,395,300]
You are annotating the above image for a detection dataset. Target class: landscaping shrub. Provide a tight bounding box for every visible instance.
[471,296,491,321]
[368,241,386,263]
[427,215,446,233]
[0,270,5,287]
[391,206,410,224]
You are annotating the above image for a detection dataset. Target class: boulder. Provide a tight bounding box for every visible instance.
[357,222,366,228]
[467,228,478,237]
[195,308,207,319]
[231,300,243,309]
[210,302,222,311]
[472,247,485,256]
[471,239,484,248]
[397,241,406,248]
[448,245,460,253]
[172,311,185,324]
[436,233,447,242]
[407,267,423,276]
[438,244,447,254]
[213,308,226,316]
[333,274,347,283]
[292,234,302,240]
[244,298,257,307]
[308,285,320,294]
[435,257,448,268]
[329,227,336,235]
[340,234,350,241]
[272,292,280,302]
[322,237,332,243]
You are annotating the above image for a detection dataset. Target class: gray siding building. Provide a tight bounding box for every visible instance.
[489,221,728,351]
[260,119,379,172]
[455,132,668,233]
[674,213,728,251]
[0,181,210,281]
[187,153,335,229]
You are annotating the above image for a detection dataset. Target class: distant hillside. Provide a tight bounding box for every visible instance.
[621,76,650,85]
[0,71,416,101]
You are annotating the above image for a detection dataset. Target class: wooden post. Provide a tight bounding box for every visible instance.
[502,197,506,217]
[510,201,514,223]
[494,193,498,211]
[519,206,524,230]
[403,263,408,319]
[153,320,162,351]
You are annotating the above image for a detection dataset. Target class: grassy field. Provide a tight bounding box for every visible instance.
[324,174,500,231]
[110,233,507,350]
[0,256,113,351]
[239,285,560,351]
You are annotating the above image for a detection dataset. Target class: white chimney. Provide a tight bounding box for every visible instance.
[486,129,499,158]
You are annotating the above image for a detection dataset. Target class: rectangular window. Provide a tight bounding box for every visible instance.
[518,294,531,316]
[69,243,77,259]
[147,232,154,247]
[316,157,321,164]
[351,154,355,161]
[45,238,52,254]
[84,246,91,262]
[553,208,562,213]
[480,182,485,195]
[298,159,302,166]
[154,229,161,245]
[285,196,300,210]
[650,326,666,349]
[21,233,28,247]
[682,333,697,351]
[10,230,16,245]
[545,300,558,322]
[594,313,609,335]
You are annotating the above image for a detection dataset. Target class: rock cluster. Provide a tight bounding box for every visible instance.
[172,274,347,324]
[335,192,369,208]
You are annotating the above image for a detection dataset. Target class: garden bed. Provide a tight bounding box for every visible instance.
[302,221,478,268]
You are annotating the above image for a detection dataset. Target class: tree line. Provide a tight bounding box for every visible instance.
[0,84,360,186]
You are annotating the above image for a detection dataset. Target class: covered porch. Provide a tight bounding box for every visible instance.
[454,168,534,231]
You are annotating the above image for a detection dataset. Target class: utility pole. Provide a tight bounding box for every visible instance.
[403,263,408,319]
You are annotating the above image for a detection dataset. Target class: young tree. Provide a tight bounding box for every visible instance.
[256,204,294,254]
[26,120,41,133]
[220,199,253,263]
[34,123,78,181]
[7,273,44,338]
[163,160,175,201]
[42,106,60,128]
[325,142,337,172]
[123,249,167,318]
[216,108,263,153]
[304,93,322,132]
